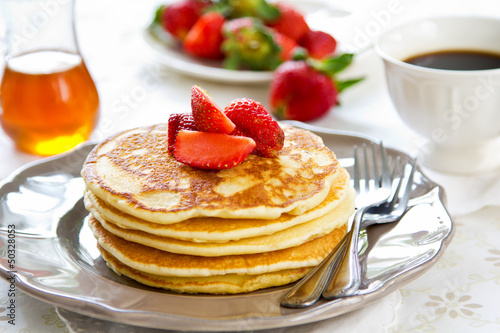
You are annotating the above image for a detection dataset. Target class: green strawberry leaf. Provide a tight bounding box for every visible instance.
[310,53,355,75]
[336,77,364,93]
[221,19,281,70]
[152,5,166,25]
[291,47,308,61]
[205,1,233,17]
[272,105,286,120]
[220,0,280,20]
[256,1,280,20]
[223,54,241,70]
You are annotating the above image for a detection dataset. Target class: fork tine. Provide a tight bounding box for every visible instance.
[353,142,393,208]
[371,142,379,186]
[386,158,408,209]
[353,145,360,194]
[378,143,392,193]
[390,156,401,180]
[362,144,369,192]
[386,158,416,210]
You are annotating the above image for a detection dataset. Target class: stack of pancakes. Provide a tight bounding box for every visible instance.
[81,124,355,294]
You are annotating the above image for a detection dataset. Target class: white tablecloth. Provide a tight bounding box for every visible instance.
[2,0,500,332]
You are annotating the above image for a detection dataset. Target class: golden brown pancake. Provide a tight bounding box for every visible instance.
[81,124,339,224]
[99,246,311,294]
[88,215,347,277]
[87,188,354,256]
[83,167,351,242]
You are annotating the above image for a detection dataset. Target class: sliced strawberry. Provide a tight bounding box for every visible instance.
[191,86,235,134]
[183,11,226,59]
[224,98,284,158]
[173,130,256,169]
[300,30,337,59]
[168,113,197,155]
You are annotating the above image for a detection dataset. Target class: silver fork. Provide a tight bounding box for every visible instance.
[280,143,394,308]
[322,158,416,299]
[353,143,393,209]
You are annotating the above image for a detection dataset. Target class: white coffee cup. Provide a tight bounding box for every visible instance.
[375,16,500,174]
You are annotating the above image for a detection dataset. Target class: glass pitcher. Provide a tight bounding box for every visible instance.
[0,0,99,156]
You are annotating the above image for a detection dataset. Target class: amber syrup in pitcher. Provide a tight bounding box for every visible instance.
[0,50,99,155]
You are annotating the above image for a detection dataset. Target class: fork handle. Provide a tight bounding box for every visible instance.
[322,207,365,299]
[280,235,348,308]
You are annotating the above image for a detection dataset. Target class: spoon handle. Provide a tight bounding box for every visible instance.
[280,235,348,308]
[322,208,364,299]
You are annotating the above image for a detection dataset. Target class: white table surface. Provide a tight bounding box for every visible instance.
[2,0,500,332]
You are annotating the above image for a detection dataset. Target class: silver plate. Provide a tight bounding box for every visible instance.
[0,124,454,331]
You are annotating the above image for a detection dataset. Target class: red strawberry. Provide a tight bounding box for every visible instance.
[266,2,309,42]
[224,98,284,157]
[269,61,337,122]
[191,85,235,134]
[273,31,298,61]
[168,113,196,154]
[158,0,210,41]
[269,55,362,121]
[183,11,225,59]
[173,130,256,169]
[300,30,337,59]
